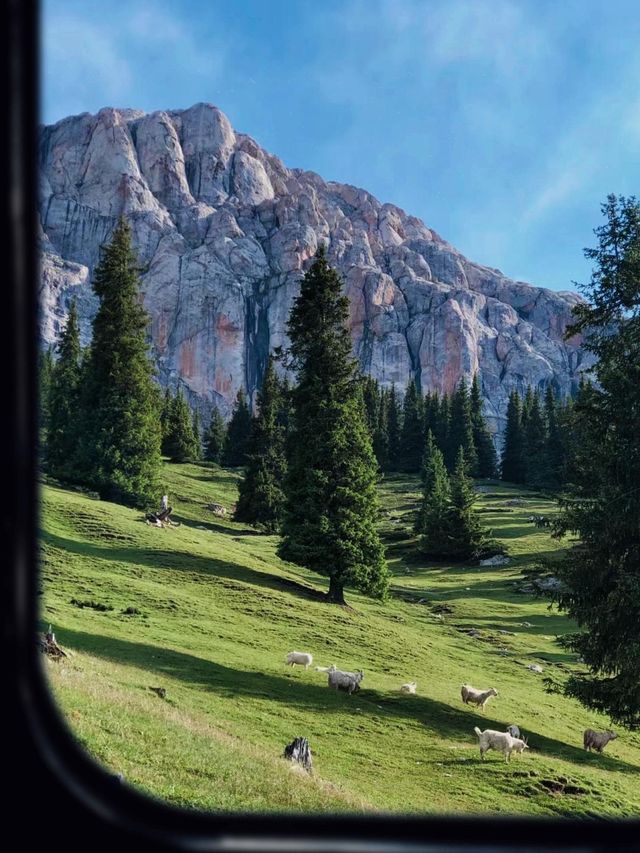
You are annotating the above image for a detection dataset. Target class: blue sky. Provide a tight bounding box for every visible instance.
[42,0,640,292]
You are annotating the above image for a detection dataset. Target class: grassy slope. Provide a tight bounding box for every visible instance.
[41,464,640,816]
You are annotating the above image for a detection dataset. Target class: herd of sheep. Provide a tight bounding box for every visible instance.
[284,651,618,763]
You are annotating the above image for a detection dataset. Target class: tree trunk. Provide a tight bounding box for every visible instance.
[327,576,346,604]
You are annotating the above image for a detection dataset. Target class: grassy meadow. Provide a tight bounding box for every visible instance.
[40,463,640,816]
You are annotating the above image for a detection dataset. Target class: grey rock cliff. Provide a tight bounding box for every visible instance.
[39,103,593,432]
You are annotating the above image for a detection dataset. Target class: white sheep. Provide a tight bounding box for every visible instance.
[328,668,363,695]
[400,681,417,694]
[285,651,313,669]
[314,664,336,673]
[583,729,617,753]
[474,727,529,762]
[461,684,498,711]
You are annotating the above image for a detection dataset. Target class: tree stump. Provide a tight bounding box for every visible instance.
[283,737,313,773]
[39,625,67,660]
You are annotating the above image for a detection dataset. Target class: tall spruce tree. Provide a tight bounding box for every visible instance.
[434,393,450,460]
[549,195,640,728]
[47,299,82,481]
[542,386,563,489]
[386,385,402,470]
[398,379,424,472]
[447,379,477,474]
[160,387,173,455]
[415,431,452,555]
[80,219,161,506]
[39,346,55,464]
[222,389,252,467]
[192,407,202,461]
[203,408,227,464]
[278,246,388,604]
[445,446,491,560]
[235,357,287,532]
[470,374,498,478]
[372,391,390,471]
[501,391,526,483]
[163,388,199,462]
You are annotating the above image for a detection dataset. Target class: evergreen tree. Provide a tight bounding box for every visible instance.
[235,357,287,532]
[447,378,477,474]
[434,393,450,460]
[398,379,424,472]
[470,374,498,478]
[415,432,451,555]
[203,408,227,464]
[192,407,202,461]
[501,391,526,483]
[222,389,252,467]
[39,346,55,463]
[163,388,198,462]
[278,246,388,604]
[372,391,390,471]
[47,300,82,481]
[541,386,563,489]
[385,385,402,470]
[445,447,491,560]
[79,219,162,506]
[549,195,640,727]
[362,376,380,438]
[523,390,547,486]
[160,387,173,455]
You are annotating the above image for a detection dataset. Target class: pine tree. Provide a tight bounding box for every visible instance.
[386,385,402,470]
[192,407,202,461]
[470,374,498,478]
[39,346,55,463]
[398,379,424,472]
[434,393,450,460]
[446,447,491,560]
[222,389,252,467]
[549,195,640,727]
[415,432,452,556]
[501,391,526,483]
[163,388,198,462]
[160,387,173,455]
[278,246,388,604]
[447,379,477,474]
[203,408,227,464]
[372,391,389,471]
[47,300,82,481]
[523,389,547,486]
[79,219,162,506]
[235,357,287,532]
[361,376,380,438]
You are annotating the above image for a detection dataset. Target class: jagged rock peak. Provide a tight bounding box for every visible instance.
[39,102,592,432]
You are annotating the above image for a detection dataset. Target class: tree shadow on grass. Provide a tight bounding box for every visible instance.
[173,514,263,537]
[53,627,639,776]
[42,529,328,604]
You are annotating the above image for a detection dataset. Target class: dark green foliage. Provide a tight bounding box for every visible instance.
[445,447,491,560]
[39,346,55,462]
[372,391,389,471]
[470,374,498,478]
[160,388,172,455]
[277,246,388,604]
[523,390,547,487]
[549,195,640,728]
[415,432,451,553]
[235,357,287,533]
[222,390,252,467]
[192,408,202,461]
[501,391,526,483]
[398,379,424,472]
[203,408,227,464]
[385,385,402,470]
[164,389,199,463]
[434,394,450,459]
[47,300,82,480]
[447,379,477,474]
[79,219,162,506]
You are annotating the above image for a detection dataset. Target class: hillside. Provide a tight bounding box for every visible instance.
[40,464,640,816]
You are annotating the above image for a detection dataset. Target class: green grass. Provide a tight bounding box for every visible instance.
[41,464,640,817]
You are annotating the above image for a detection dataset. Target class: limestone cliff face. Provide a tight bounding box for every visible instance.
[39,103,592,432]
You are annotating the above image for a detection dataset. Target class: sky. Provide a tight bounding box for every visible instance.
[42,0,640,292]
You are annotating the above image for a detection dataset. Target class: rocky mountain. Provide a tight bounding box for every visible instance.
[39,102,592,434]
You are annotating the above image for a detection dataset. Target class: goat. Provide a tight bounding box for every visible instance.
[474,727,529,762]
[400,681,417,694]
[285,651,313,669]
[506,724,521,739]
[461,684,498,711]
[583,729,617,753]
[328,668,363,695]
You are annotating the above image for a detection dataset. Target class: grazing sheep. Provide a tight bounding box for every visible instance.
[314,664,336,673]
[285,651,313,669]
[583,729,617,753]
[474,727,529,762]
[506,724,521,738]
[400,681,417,694]
[328,668,364,695]
[461,684,499,711]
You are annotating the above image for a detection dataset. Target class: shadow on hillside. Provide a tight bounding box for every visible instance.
[174,515,263,537]
[55,627,639,776]
[42,529,328,603]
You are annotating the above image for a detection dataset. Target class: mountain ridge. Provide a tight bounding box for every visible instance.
[38,101,593,432]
